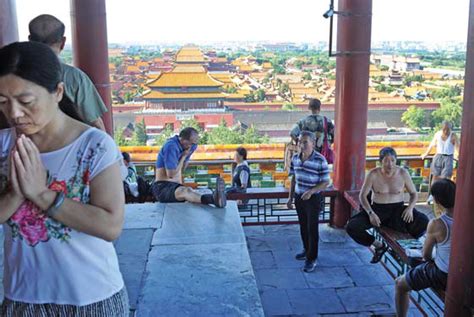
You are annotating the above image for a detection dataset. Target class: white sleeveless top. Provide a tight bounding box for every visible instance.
[435,131,455,155]
[0,128,125,305]
[434,213,453,273]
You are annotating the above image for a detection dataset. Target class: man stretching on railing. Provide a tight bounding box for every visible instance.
[287,131,330,273]
[346,147,429,263]
[151,127,226,208]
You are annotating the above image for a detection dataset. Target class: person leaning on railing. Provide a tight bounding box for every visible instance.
[0,42,128,316]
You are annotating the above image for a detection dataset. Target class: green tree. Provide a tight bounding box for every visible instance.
[242,125,269,144]
[375,84,395,93]
[303,72,312,81]
[206,120,242,144]
[401,106,427,130]
[282,103,296,111]
[279,82,290,95]
[294,60,305,69]
[431,85,463,100]
[380,65,389,71]
[431,99,463,128]
[255,89,266,102]
[403,74,424,86]
[272,64,286,75]
[245,91,256,102]
[180,118,208,144]
[123,91,134,102]
[130,119,148,145]
[155,124,175,146]
[114,126,129,146]
[224,86,237,94]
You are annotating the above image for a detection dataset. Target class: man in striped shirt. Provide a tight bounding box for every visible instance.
[287,131,330,272]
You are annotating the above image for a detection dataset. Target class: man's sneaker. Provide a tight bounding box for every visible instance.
[213,177,227,208]
[295,250,306,261]
[302,260,316,273]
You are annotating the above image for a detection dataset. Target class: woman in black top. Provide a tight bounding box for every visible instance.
[226,147,251,194]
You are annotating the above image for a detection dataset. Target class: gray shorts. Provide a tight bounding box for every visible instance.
[406,261,447,291]
[431,154,453,178]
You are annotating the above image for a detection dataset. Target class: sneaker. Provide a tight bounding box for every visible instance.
[213,177,227,208]
[302,260,316,273]
[295,250,306,261]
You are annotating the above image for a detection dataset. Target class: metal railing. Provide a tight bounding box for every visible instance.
[371,229,445,316]
[227,189,337,225]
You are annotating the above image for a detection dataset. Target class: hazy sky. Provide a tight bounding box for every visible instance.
[15,0,470,44]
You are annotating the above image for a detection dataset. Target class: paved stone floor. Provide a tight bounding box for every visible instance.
[245,223,425,316]
[0,202,435,316]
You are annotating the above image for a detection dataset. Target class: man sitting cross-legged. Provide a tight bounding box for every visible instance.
[152,127,226,208]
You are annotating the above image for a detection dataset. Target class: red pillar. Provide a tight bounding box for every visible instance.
[70,0,113,135]
[332,0,372,228]
[0,0,18,129]
[445,1,474,315]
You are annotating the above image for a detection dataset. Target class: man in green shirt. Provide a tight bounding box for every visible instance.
[28,14,107,130]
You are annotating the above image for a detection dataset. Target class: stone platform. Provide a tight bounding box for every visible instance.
[118,201,264,317]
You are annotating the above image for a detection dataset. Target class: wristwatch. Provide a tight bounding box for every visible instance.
[46,191,66,218]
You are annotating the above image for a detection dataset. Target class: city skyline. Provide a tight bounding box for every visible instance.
[15,0,470,45]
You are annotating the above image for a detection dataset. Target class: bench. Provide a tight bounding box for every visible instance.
[343,190,446,308]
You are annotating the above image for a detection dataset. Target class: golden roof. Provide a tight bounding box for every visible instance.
[126,65,141,73]
[176,46,205,63]
[238,65,255,72]
[210,73,233,83]
[143,90,225,100]
[172,64,206,73]
[147,72,224,88]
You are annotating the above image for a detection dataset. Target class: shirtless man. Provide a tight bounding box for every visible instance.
[346,147,429,263]
[151,127,226,207]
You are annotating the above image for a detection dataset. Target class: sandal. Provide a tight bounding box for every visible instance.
[370,242,388,263]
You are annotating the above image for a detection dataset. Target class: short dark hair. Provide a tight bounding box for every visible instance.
[179,127,198,140]
[379,147,397,161]
[29,14,65,45]
[122,152,131,163]
[236,147,247,160]
[0,41,61,93]
[300,130,316,144]
[431,179,456,209]
[308,98,321,111]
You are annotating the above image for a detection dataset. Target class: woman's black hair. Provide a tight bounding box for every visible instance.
[236,147,247,160]
[431,179,456,209]
[379,147,397,161]
[0,41,61,93]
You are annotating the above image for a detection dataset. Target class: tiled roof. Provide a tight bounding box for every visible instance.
[143,90,225,100]
[147,72,224,88]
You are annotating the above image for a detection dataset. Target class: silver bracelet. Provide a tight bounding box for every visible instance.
[46,191,66,218]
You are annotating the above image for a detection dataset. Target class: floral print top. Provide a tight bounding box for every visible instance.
[0,128,125,306]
